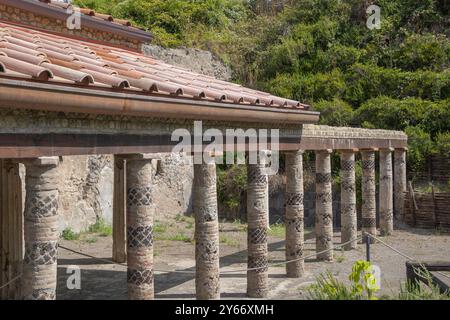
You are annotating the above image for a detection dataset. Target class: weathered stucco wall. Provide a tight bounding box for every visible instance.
[57,153,193,232]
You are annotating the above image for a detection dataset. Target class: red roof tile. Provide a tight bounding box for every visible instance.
[0,21,310,110]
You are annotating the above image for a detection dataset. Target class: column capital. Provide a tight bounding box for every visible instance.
[394,147,408,151]
[380,147,395,152]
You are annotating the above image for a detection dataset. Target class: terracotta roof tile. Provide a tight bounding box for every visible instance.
[0,21,310,110]
[38,0,134,28]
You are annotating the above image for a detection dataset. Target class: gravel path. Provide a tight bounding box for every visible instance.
[56,223,450,300]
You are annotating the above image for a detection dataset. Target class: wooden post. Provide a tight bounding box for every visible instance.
[408,181,417,227]
[113,155,127,263]
[431,183,439,228]
[0,160,23,300]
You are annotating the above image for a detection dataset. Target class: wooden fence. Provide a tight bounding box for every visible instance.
[404,188,450,231]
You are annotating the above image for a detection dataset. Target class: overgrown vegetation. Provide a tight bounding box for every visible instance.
[61,218,112,242]
[308,260,380,300]
[307,260,450,300]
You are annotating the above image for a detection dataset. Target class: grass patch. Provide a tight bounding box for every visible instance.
[88,218,112,237]
[61,228,80,241]
[232,219,247,231]
[168,233,192,243]
[156,232,193,243]
[268,223,285,238]
[85,236,98,244]
[153,223,168,233]
[175,214,194,223]
[219,234,240,247]
[61,219,112,242]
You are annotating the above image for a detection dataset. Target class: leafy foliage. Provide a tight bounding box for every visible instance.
[308,260,450,300]
[307,260,380,300]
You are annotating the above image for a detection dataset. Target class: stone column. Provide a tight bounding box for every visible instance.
[247,158,268,298]
[126,156,155,300]
[285,150,304,277]
[361,150,377,238]
[394,149,407,221]
[340,150,357,250]
[194,162,220,300]
[315,149,333,261]
[22,157,59,300]
[380,148,394,236]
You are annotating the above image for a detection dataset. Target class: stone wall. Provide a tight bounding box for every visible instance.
[55,153,193,232]
[57,155,113,232]
[143,44,232,80]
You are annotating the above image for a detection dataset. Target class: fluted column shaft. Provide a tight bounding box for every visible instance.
[394,149,407,221]
[361,150,377,238]
[22,158,59,300]
[285,150,304,277]
[126,158,154,300]
[247,161,268,298]
[315,150,333,261]
[194,162,220,300]
[380,149,394,235]
[340,151,357,250]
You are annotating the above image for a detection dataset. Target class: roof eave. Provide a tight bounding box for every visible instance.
[0,0,153,43]
[0,77,320,125]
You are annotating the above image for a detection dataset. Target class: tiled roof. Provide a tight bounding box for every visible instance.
[0,21,309,110]
[38,0,135,28]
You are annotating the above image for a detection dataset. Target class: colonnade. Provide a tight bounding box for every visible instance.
[1,147,407,299]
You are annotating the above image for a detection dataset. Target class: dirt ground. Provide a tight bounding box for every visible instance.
[56,218,450,300]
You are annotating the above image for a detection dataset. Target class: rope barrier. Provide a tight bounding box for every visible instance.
[59,236,364,275]
[60,234,450,279]
[0,232,446,290]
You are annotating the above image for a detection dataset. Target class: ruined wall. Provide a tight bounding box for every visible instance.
[57,155,113,232]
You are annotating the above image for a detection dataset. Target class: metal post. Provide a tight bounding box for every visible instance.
[365,234,371,262]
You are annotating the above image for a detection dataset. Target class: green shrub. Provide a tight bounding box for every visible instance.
[217,161,247,214]
[433,132,450,157]
[313,98,354,126]
[88,218,112,237]
[307,260,380,300]
[405,126,434,173]
[61,228,80,241]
